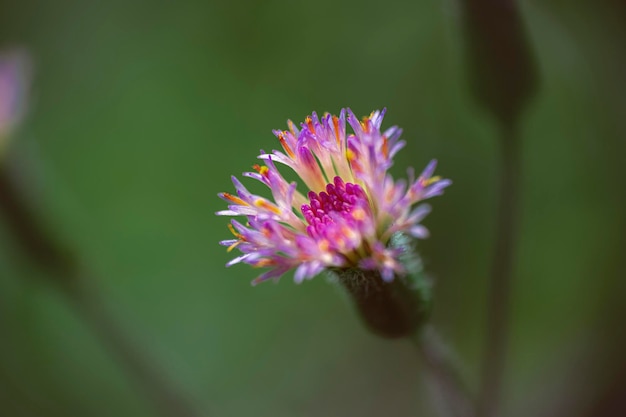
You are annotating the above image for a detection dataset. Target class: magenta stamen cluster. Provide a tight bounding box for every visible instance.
[301,176,366,240]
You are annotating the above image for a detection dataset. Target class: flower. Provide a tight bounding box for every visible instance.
[217,109,451,285]
[0,50,31,148]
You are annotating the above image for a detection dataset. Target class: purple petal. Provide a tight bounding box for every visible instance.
[420,159,438,179]
[409,225,430,239]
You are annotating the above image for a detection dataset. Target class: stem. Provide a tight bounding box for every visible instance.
[67,280,203,417]
[478,122,521,417]
[411,326,475,417]
[0,162,203,417]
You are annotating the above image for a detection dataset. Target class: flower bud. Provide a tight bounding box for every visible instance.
[333,233,433,338]
[460,0,537,127]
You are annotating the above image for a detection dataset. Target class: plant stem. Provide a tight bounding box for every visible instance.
[0,162,203,417]
[477,122,521,417]
[67,279,203,417]
[411,326,475,417]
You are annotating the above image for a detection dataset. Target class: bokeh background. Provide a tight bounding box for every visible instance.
[1,0,625,416]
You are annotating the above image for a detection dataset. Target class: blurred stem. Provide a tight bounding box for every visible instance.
[0,161,203,417]
[478,122,521,417]
[411,326,475,417]
[459,0,534,412]
[67,279,203,417]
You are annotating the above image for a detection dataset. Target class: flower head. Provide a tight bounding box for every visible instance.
[217,109,451,285]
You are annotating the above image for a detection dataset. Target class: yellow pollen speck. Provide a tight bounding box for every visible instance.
[318,239,330,252]
[227,241,241,252]
[422,176,441,186]
[288,120,296,135]
[382,136,389,158]
[341,225,354,236]
[332,115,340,146]
[352,208,366,221]
[278,133,296,159]
[254,199,281,215]
[228,223,244,240]
[254,259,275,268]
[253,164,269,176]
[346,149,355,161]
[306,116,315,133]
[361,116,371,133]
[222,192,248,206]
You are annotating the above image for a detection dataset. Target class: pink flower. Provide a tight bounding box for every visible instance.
[217,109,450,285]
[0,50,30,143]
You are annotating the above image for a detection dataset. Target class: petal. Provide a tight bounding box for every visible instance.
[409,225,430,239]
[226,254,250,267]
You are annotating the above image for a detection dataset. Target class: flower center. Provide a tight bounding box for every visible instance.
[301,176,367,239]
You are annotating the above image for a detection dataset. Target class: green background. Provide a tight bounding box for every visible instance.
[1,1,625,416]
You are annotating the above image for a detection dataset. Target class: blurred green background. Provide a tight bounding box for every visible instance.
[1,0,625,416]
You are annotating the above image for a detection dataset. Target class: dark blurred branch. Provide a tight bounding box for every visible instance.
[459,1,537,416]
[0,163,76,279]
[69,281,203,417]
[0,162,203,417]
[0,364,64,417]
[479,124,521,417]
[578,364,626,417]
[412,327,475,417]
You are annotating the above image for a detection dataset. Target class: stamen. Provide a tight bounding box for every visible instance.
[253,259,276,268]
[278,133,295,159]
[228,223,244,239]
[332,115,340,147]
[222,192,248,206]
[361,116,370,133]
[301,176,368,241]
[253,164,269,176]
[254,198,282,215]
[227,224,245,252]
[227,241,241,252]
[382,135,389,158]
[421,176,441,187]
[287,120,296,135]
[306,116,315,134]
